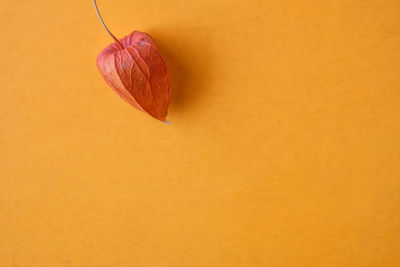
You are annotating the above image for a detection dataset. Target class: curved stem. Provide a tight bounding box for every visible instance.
[93,0,124,49]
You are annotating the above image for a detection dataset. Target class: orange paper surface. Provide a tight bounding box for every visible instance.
[0,0,399,266]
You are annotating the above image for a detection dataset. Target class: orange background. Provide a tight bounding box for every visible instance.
[1,0,400,266]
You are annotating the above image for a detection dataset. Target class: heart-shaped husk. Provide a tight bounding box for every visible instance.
[97,31,171,121]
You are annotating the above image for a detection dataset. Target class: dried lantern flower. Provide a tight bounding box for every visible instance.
[94,0,171,122]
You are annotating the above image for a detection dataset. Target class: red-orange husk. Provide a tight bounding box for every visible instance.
[97,31,171,121]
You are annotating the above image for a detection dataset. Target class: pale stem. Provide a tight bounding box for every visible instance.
[93,0,124,49]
